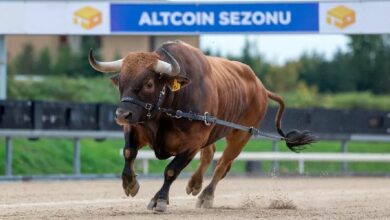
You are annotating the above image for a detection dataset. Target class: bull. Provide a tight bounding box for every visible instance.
[89,40,316,212]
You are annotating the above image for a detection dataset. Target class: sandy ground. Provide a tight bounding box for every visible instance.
[1,177,390,220]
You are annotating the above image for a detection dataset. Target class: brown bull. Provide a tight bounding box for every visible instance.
[89,40,315,213]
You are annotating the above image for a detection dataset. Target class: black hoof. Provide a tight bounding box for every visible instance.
[147,198,168,213]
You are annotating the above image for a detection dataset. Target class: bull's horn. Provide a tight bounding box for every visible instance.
[89,49,123,73]
[154,60,173,75]
[154,48,180,76]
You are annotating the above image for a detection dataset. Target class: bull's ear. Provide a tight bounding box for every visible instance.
[166,75,190,92]
[110,74,119,87]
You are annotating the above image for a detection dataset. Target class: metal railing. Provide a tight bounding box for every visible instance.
[0,130,122,178]
[1,129,390,179]
[135,150,390,175]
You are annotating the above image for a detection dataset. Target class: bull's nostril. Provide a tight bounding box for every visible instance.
[124,111,132,119]
[116,108,131,119]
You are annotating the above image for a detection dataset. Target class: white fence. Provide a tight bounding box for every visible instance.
[135,151,390,175]
[1,129,390,178]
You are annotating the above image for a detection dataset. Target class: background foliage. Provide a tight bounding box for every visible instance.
[7,35,390,109]
[217,35,390,94]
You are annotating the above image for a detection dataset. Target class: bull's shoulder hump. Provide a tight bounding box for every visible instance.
[206,57,254,74]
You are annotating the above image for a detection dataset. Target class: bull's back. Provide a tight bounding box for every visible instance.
[206,56,266,120]
[203,56,268,145]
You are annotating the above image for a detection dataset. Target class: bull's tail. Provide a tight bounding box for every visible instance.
[266,90,317,153]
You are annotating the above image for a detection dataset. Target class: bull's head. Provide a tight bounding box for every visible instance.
[89,49,189,125]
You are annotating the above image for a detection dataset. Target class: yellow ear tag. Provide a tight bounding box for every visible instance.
[171,79,181,92]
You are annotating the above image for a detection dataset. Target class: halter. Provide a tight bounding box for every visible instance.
[120,85,166,119]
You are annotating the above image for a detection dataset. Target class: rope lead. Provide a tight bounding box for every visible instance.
[161,108,286,141]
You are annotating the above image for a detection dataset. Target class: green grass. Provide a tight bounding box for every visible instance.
[1,138,389,176]
[0,138,74,175]
[0,138,124,175]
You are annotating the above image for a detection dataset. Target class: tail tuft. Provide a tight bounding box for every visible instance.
[285,130,317,153]
[266,90,318,153]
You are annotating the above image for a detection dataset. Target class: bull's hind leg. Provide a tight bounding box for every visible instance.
[197,131,251,208]
[186,144,216,196]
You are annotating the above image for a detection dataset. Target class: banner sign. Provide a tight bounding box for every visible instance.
[319,2,390,34]
[0,2,110,34]
[110,3,319,33]
[0,1,389,35]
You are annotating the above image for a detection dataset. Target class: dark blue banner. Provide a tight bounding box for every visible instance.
[110,3,319,33]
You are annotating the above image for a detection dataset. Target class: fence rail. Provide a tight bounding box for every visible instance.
[1,129,390,178]
[135,151,390,175]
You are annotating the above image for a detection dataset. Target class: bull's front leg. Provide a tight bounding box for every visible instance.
[122,126,140,197]
[147,150,197,213]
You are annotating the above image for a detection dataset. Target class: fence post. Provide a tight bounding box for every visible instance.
[142,159,149,175]
[5,137,12,176]
[298,159,304,175]
[271,140,279,174]
[0,35,7,100]
[245,161,262,175]
[341,140,348,174]
[73,138,81,175]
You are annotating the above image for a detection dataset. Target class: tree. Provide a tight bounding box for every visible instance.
[240,37,267,79]
[36,48,52,76]
[265,61,302,93]
[74,36,102,77]
[298,51,325,87]
[13,44,36,75]
[297,35,390,94]
[54,45,74,75]
[52,36,102,77]
[300,50,355,93]
[326,49,355,92]
[348,35,390,94]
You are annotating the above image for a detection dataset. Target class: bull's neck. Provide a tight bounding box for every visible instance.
[138,88,177,148]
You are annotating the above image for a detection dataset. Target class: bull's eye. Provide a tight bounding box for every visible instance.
[145,82,153,89]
